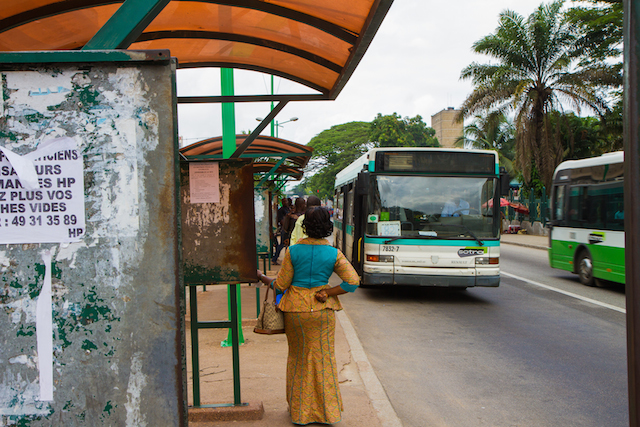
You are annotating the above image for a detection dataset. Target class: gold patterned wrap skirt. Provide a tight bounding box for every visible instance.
[284,310,342,425]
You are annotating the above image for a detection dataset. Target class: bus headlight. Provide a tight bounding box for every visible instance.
[366,254,394,262]
[475,257,499,265]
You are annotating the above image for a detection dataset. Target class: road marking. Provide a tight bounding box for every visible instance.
[501,271,626,314]
[337,310,403,427]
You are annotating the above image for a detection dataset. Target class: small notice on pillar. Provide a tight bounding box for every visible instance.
[0,137,86,244]
[189,162,220,204]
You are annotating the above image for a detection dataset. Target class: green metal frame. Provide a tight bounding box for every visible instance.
[188,284,244,407]
[82,0,171,50]
[0,50,170,64]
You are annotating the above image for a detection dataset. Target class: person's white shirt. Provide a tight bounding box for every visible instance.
[441,198,469,217]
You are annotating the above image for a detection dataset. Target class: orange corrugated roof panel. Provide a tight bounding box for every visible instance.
[0,0,392,97]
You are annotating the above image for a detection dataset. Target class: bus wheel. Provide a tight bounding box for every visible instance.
[577,251,595,287]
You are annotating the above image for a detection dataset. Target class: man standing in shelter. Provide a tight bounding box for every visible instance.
[290,196,322,245]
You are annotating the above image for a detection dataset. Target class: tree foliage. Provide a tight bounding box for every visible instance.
[369,113,439,147]
[458,0,619,190]
[455,111,516,176]
[566,0,623,65]
[302,121,371,199]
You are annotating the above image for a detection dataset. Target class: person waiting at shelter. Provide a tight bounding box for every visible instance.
[272,197,292,265]
[274,197,305,264]
[441,196,470,217]
[289,195,321,245]
[256,206,359,425]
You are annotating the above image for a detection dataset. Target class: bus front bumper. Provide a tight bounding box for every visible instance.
[363,269,500,288]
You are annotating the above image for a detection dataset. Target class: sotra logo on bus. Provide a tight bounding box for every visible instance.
[457,247,487,257]
[588,232,605,244]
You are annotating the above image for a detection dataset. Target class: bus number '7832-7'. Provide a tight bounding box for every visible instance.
[382,245,400,252]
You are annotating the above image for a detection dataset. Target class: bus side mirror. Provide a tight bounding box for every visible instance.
[499,167,510,196]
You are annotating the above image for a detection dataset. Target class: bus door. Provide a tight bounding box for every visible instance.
[350,171,369,275]
[344,184,354,258]
[334,185,348,254]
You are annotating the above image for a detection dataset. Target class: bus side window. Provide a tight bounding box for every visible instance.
[554,185,565,222]
[607,184,624,231]
[568,186,584,226]
[346,188,355,225]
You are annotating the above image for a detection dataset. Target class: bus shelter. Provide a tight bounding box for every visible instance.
[0,0,392,425]
[4,1,640,426]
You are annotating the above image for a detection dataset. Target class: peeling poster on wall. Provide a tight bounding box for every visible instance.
[0,137,86,244]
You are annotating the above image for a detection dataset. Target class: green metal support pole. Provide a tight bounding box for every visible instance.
[271,75,275,137]
[222,285,244,347]
[221,68,236,159]
[189,285,201,407]
[229,284,242,405]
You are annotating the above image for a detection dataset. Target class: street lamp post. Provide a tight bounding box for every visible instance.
[256,116,298,138]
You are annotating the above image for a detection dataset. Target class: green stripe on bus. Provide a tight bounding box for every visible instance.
[549,239,625,282]
[364,237,500,246]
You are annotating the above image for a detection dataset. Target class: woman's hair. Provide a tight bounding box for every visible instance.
[293,197,306,213]
[302,206,333,238]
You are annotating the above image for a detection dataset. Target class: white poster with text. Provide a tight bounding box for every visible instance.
[0,137,86,244]
[189,162,220,204]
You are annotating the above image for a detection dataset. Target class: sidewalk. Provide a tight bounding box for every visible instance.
[500,232,549,250]
[185,233,545,426]
[186,262,398,427]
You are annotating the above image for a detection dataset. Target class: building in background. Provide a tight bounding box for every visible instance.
[431,107,463,148]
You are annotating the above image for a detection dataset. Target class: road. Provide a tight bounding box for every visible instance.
[339,244,628,427]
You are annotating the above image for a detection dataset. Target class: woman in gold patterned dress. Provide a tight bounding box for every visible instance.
[257,206,359,425]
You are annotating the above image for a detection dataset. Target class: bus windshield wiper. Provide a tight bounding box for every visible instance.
[439,224,484,246]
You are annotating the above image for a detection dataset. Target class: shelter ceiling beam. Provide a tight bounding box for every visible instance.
[138,31,342,73]
[0,0,358,46]
[212,0,358,44]
[82,0,170,49]
[230,100,287,159]
[178,94,328,104]
[0,0,114,33]
[257,157,286,187]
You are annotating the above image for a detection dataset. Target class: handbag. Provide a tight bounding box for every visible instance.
[254,284,285,334]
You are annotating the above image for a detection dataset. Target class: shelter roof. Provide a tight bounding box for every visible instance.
[251,161,303,181]
[180,135,312,168]
[0,0,393,98]
[180,135,312,181]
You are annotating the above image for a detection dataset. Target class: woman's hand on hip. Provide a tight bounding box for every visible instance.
[315,290,328,303]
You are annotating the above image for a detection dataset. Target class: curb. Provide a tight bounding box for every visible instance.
[500,240,548,251]
[188,401,264,423]
[337,310,403,427]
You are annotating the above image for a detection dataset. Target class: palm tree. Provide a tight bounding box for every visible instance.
[458,0,617,190]
[455,111,516,177]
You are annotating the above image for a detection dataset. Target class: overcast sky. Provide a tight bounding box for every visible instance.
[176,0,549,147]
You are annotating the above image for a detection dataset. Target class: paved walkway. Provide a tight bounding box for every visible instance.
[500,232,548,250]
[186,233,548,426]
[186,264,396,427]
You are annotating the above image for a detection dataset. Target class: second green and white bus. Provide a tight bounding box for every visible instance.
[548,151,625,286]
[333,147,509,288]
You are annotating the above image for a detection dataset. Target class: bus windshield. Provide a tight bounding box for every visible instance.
[367,175,499,239]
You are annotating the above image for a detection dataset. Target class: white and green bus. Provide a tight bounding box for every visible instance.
[333,147,509,288]
[548,151,625,286]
